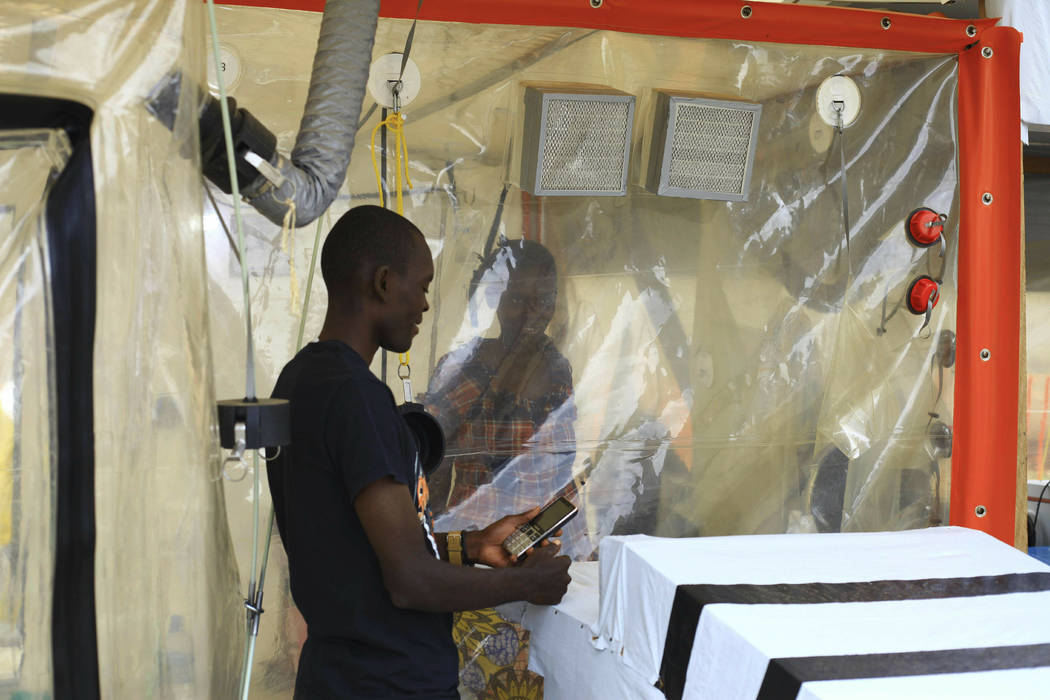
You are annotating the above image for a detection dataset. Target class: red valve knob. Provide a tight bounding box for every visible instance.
[906,207,944,247]
[907,275,940,315]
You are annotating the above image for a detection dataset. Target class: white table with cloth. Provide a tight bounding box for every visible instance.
[522,527,1050,699]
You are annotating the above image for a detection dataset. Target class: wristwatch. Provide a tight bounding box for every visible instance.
[446,531,474,566]
[447,531,465,566]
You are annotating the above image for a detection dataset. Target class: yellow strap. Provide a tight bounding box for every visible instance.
[447,531,463,566]
[279,198,300,313]
[369,111,413,215]
[370,112,415,376]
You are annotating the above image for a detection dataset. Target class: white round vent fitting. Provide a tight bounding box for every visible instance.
[367,53,422,110]
[816,75,861,128]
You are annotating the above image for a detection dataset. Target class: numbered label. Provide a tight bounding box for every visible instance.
[206,43,242,93]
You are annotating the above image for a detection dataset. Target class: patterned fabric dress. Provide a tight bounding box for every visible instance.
[424,335,578,699]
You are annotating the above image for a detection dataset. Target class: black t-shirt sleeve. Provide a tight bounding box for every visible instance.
[325,377,412,503]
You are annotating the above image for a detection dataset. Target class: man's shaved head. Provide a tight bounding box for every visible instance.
[321,205,426,303]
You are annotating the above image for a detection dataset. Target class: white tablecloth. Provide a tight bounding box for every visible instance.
[523,562,663,700]
[524,527,1050,699]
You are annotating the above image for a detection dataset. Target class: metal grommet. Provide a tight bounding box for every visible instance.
[982,46,994,58]
[980,348,991,361]
[981,192,993,205]
[741,5,753,18]
[975,505,987,517]
[966,24,977,37]
[881,17,891,30]
[589,0,602,7]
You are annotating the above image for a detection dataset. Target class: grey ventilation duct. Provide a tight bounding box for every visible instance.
[238,0,378,226]
[147,0,379,227]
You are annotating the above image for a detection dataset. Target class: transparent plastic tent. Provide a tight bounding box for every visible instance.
[0,1,1022,698]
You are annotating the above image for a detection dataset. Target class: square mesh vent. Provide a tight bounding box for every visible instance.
[521,86,635,196]
[646,93,762,201]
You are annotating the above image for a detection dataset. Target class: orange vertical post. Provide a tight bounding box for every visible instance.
[952,26,1023,543]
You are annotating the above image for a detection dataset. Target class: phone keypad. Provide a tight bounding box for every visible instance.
[503,528,539,556]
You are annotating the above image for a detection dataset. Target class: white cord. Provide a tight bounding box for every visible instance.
[203,3,263,699]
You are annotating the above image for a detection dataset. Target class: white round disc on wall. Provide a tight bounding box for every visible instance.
[368,53,422,109]
[206,43,242,93]
[816,75,861,128]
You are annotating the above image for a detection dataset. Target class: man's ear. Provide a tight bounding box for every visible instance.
[373,265,390,301]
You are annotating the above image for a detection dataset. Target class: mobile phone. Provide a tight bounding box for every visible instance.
[502,497,578,559]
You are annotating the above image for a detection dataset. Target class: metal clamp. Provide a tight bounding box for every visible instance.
[832,99,845,124]
[222,421,249,482]
[217,397,291,450]
[397,352,412,402]
[232,420,247,457]
[388,79,404,113]
[244,584,265,638]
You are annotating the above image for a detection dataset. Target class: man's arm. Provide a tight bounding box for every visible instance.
[435,507,559,568]
[355,476,570,613]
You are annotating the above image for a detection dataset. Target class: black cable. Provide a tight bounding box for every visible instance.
[398,0,425,81]
[482,183,510,259]
[356,1,422,134]
[1033,480,1050,546]
[380,107,388,384]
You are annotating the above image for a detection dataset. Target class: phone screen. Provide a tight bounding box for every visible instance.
[533,498,576,533]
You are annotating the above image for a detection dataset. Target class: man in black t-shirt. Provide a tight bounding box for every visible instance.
[268,206,571,699]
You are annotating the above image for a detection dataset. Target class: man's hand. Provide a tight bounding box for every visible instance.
[356,478,569,612]
[466,507,562,568]
[519,544,571,605]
